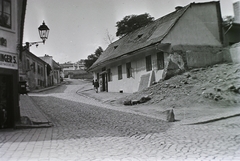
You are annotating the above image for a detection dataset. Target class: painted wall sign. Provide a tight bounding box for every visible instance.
[0,53,18,70]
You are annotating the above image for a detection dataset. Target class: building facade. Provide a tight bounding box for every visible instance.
[89,2,227,93]
[19,49,49,90]
[40,54,61,85]
[61,60,85,71]
[224,1,240,46]
[60,60,92,79]
[0,0,27,128]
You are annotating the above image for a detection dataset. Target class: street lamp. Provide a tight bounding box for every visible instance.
[38,21,49,44]
[24,21,50,48]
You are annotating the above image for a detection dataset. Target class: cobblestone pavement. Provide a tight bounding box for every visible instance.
[1,79,240,161]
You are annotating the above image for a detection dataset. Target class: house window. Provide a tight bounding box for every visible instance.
[97,73,99,81]
[0,0,11,29]
[118,65,122,80]
[26,59,30,70]
[32,62,36,73]
[146,55,152,71]
[157,52,164,70]
[41,67,43,76]
[37,65,40,74]
[126,62,132,78]
[107,69,112,82]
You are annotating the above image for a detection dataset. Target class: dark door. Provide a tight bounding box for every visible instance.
[105,74,108,92]
[102,74,105,91]
[0,74,14,128]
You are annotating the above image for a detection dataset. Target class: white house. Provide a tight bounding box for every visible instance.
[88,1,227,93]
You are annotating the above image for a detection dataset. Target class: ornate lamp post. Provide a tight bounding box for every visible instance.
[25,21,50,48]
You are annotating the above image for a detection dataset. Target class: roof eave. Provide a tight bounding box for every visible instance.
[88,42,172,72]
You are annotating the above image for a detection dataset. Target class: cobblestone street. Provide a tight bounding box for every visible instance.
[1,80,240,161]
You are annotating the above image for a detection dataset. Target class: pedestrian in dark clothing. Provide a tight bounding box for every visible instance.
[92,79,95,89]
[94,79,99,93]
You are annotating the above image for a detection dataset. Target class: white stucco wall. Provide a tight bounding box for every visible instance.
[93,50,165,93]
[107,58,148,93]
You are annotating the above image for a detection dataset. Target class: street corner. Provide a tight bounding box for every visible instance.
[15,116,53,129]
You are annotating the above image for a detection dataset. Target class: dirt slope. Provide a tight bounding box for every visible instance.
[116,63,240,108]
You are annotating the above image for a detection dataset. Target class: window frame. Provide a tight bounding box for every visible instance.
[32,62,36,73]
[0,0,12,29]
[126,62,132,78]
[37,64,40,74]
[118,65,122,80]
[107,68,112,82]
[41,67,43,76]
[145,55,152,71]
[157,52,164,70]
[26,59,30,70]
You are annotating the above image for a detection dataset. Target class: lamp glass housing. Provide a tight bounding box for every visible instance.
[38,21,49,43]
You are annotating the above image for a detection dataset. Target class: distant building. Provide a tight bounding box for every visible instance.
[40,54,62,85]
[19,49,50,90]
[224,1,240,45]
[233,1,240,23]
[61,60,85,71]
[60,60,91,79]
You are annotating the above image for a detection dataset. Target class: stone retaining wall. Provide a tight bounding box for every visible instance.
[162,45,233,80]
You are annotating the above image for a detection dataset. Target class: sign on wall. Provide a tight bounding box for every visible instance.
[0,53,18,70]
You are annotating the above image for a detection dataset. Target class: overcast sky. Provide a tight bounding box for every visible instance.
[23,0,238,64]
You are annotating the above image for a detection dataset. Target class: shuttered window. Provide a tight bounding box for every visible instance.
[146,55,152,71]
[157,52,164,70]
[126,62,132,78]
[118,65,122,80]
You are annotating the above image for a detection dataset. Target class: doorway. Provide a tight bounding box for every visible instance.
[100,72,108,92]
[0,74,14,128]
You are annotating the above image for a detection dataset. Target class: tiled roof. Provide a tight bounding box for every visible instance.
[53,60,61,69]
[89,3,191,71]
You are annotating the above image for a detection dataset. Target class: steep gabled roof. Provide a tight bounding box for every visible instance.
[53,60,61,69]
[23,50,47,65]
[89,3,190,71]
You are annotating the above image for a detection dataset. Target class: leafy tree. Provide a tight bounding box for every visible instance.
[116,13,154,37]
[84,46,103,69]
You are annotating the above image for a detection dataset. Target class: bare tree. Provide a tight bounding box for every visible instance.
[104,29,115,45]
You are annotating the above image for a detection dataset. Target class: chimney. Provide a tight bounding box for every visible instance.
[25,42,30,51]
[175,6,183,11]
[233,1,240,23]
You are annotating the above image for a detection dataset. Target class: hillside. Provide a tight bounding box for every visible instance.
[116,63,240,109]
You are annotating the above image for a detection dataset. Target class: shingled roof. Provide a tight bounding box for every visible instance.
[89,2,215,71]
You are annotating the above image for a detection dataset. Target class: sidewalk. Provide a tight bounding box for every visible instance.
[16,95,52,128]
[15,83,66,128]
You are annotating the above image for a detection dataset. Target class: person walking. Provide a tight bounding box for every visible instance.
[94,79,99,93]
[92,79,95,90]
